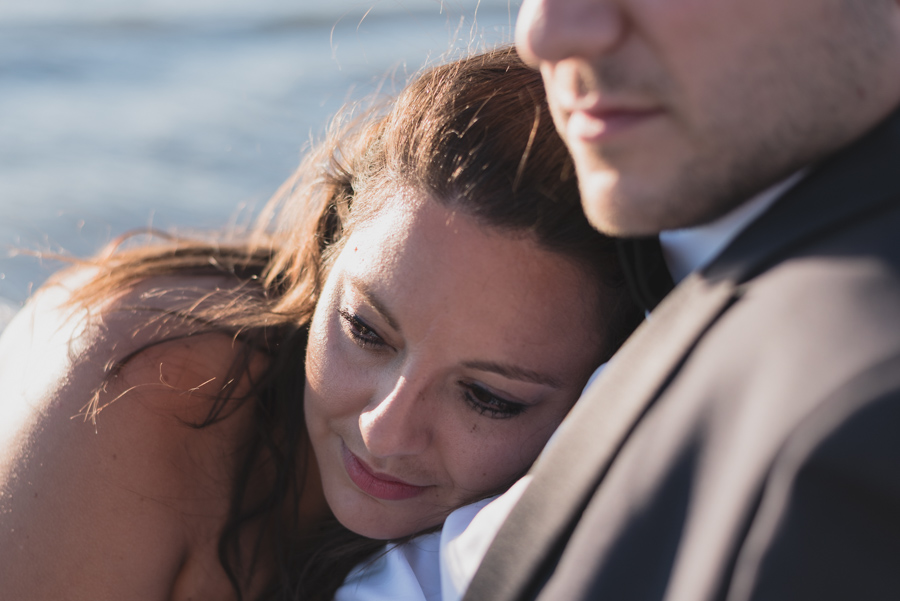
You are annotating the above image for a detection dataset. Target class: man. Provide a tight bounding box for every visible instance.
[453,1,900,600]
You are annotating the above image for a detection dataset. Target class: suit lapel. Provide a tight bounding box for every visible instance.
[463,273,738,601]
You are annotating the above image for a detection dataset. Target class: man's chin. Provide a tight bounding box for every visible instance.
[577,171,669,237]
[577,167,736,236]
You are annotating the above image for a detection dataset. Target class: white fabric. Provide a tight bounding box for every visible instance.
[659,171,806,282]
[581,360,607,391]
[335,532,443,601]
[440,476,533,601]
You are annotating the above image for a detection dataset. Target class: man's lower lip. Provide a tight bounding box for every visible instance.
[568,109,661,142]
[342,445,427,501]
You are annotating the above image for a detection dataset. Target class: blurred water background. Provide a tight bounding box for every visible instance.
[0,0,517,329]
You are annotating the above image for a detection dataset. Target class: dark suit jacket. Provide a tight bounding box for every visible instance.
[462,109,900,601]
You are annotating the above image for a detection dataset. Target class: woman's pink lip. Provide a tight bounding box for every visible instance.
[342,443,428,501]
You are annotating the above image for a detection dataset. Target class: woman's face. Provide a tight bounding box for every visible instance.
[304,195,605,539]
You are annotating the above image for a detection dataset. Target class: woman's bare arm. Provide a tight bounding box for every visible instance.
[0,269,265,600]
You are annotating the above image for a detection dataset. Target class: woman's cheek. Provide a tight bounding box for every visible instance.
[306,321,350,417]
[304,307,332,381]
[447,428,532,500]
[308,329,382,432]
[459,409,565,496]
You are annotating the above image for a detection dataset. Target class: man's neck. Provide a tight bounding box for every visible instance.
[659,171,807,283]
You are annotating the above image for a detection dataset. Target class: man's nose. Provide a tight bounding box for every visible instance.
[358,375,432,459]
[516,0,626,67]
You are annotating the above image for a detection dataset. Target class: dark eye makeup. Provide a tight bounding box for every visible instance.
[339,306,528,420]
[339,308,385,348]
[462,382,527,419]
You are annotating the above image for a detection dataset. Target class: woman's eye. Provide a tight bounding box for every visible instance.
[339,309,385,348]
[462,383,527,419]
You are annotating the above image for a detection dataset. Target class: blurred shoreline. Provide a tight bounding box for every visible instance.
[0,0,514,23]
[0,0,516,315]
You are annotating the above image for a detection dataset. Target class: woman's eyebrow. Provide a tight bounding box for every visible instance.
[346,276,402,333]
[462,360,563,388]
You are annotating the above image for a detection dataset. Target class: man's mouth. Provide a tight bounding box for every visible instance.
[566,103,664,143]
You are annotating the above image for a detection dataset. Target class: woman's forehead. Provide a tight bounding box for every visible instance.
[333,198,601,352]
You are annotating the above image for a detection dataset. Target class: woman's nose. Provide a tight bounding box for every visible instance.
[358,376,432,459]
[516,0,626,67]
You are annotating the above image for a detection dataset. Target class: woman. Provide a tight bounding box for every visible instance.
[0,47,642,600]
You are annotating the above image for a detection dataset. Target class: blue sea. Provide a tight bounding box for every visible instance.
[0,0,518,328]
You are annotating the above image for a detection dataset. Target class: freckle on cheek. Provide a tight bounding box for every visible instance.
[470,423,477,433]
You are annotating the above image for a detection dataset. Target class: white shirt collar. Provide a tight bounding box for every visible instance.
[659,171,806,283]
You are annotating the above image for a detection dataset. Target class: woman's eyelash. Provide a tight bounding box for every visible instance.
[339,309,384,348]
[462,383,527,419]
[338,310,526,419]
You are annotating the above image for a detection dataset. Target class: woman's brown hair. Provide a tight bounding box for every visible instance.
[68,46,643,600]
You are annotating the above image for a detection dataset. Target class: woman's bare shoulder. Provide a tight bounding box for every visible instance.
[0,265,254,431]
[0,266,267,600]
